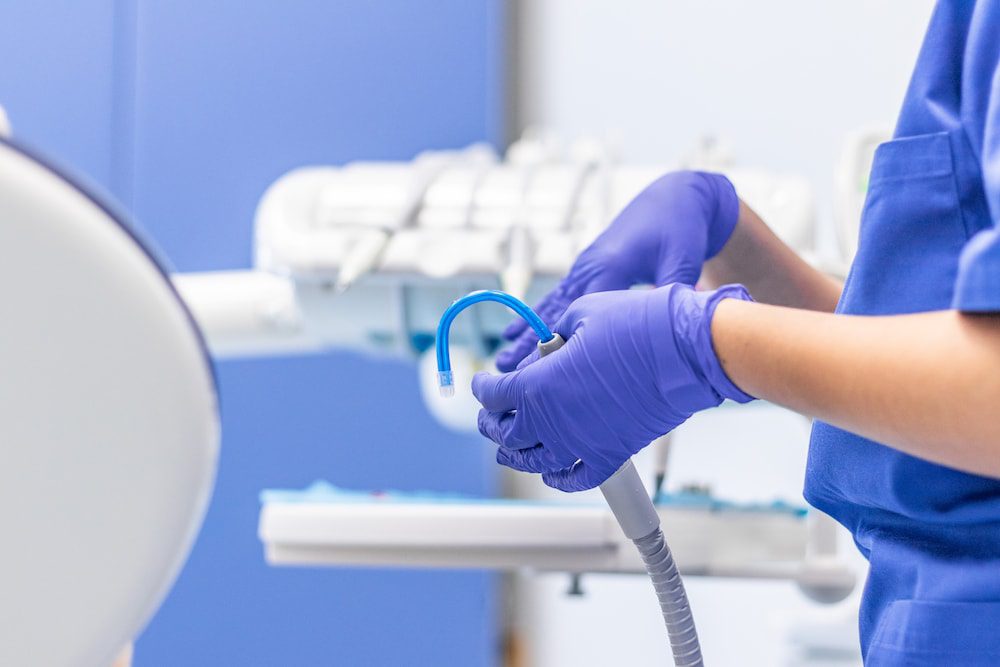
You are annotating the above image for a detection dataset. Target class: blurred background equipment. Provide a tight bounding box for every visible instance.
[0,3,503,665]
[0,1,936,665]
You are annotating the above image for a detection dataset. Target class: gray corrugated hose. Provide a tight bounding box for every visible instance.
[539,335,703,666]
[633,527,702,666]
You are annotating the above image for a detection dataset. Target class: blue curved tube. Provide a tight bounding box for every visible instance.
[435,290,553,396]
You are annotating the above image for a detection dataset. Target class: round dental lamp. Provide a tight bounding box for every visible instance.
[0,136,219,666]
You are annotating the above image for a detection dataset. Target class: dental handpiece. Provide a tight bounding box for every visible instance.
[436,290,703,666]
[533,334,661,539]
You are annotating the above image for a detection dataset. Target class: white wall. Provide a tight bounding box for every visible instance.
[515,0,935,253]
[512,2,935,665]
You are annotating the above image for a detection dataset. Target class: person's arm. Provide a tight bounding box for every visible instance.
[702,199,843,312]
[496,171,839,370]
[713,299,1000,478]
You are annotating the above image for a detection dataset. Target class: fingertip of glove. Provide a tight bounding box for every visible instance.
[475,406,491,431]
[494,351,518,373]
[501,319,527,340]
[496,336,536,372]
[515,349,541,370]
[470,371,490,397]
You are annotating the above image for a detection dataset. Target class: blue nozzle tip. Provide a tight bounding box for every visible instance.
[438,370,455,398]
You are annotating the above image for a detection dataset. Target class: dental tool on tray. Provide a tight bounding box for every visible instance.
[333,145,496,292]
[436,290,704,667]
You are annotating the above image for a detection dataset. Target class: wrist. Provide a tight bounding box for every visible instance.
[643,284,755,407]
[698,172,740,258]
[658,171,740,261]
[655,170,739,258]
[684,284,756,403]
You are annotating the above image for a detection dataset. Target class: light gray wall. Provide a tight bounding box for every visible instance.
[511,2,935,664]
[514,0,935,250]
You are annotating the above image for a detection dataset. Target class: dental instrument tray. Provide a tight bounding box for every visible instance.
[257,481,854,599]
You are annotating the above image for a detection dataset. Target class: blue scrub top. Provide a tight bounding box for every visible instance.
[806,2,1000,664]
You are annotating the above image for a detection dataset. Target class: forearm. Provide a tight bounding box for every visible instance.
[702,200,842,312]
[712,299,1000,478]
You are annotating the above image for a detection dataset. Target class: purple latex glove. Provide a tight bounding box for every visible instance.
[497,170,739,372]
[472,283,754,492]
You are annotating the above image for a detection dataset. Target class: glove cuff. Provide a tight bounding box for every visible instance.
[700,172,740,259]
[677,284,756,404]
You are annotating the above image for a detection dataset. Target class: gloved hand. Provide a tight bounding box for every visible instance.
[497,170,739,372]
[473,283,754,492]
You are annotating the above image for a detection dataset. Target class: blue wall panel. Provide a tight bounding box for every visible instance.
[0,1,504,665]
[0,1,120,191]
[140,354,500,666]
[129,0,505,272]
[128,2,504,666]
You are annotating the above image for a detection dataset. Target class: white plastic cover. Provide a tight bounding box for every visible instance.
[0,139,219,666]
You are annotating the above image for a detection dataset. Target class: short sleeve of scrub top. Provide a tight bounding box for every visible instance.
[949,3,1000,312]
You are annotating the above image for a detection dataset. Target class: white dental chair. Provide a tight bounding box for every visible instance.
[0,135,219,666]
